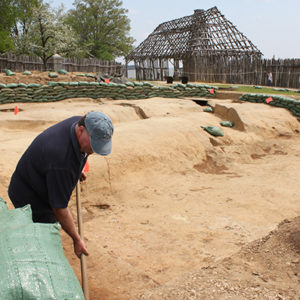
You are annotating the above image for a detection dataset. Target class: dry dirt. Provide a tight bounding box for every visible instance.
[1,72,300,299]
[0,70,97,85]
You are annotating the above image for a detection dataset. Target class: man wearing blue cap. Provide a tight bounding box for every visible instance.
[8,111,114,258]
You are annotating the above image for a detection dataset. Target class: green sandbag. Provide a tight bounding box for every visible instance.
[0,198,7,210]
[4,69,15,76]
[23,70,32,75]
[143,82,153,87]
[204,107,213,113]
[78,81,89,86]
[27,83,42,88]
[48,72,58,78]
[89,82,100,86]
[58,69,67,75]
[220,121,234,127]
[6,83,18,88]
[85,73,95,78]
[0,199,32,232]
[0,198,84,300]
[18,83,28,88]
[203,126,224,137]
[57,82,69,86]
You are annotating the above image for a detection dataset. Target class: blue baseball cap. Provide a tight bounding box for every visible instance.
[85,111,114,155]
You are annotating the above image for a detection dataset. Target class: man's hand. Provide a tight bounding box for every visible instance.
[52,207,89,259]
[74,238,89,258]
[80,172,87,182]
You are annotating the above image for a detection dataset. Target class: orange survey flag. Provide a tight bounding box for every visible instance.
[84,161,90,173]
[266,97,273,103]
[14,105,19,115]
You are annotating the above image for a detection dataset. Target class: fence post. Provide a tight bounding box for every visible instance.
[47,54,64,71]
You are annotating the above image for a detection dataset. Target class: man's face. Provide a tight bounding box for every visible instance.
[78,125,94,155]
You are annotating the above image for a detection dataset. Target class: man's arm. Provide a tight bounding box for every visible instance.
[52,207,89,258]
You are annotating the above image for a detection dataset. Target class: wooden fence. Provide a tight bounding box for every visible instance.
[183,56,300,89]
[0,53,122,75]
[132,56,300,89]
[1,53,299,88]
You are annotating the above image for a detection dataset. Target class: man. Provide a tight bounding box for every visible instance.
[8,111,114,258]
[267,72,273,86]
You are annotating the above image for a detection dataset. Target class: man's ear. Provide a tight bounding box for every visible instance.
[78,125,85,135]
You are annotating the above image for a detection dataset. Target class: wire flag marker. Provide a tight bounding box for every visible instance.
[266,97,273,104]
[83,161,89,173]
[14,106,19,115]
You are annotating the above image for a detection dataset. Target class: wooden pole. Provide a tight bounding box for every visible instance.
[76,182,90,300]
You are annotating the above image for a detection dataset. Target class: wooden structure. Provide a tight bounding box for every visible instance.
[126,6,262,82]
[0,53,122,75]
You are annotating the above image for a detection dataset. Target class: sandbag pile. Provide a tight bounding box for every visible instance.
[0,198,84,300]
[171,83,216,98]
[239,94,300,117]
[0,81,217,104]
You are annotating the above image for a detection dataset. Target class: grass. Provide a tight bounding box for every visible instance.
[213,84,300,97]
[137,80,300,97]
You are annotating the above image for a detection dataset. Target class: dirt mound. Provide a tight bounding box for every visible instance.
[138,217,300,299]
[1,76,300,299]
[0,71,96,85]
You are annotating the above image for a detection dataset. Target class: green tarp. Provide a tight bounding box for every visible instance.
[0,198,84,300]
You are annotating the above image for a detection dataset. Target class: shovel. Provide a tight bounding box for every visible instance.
[76,182,90,300]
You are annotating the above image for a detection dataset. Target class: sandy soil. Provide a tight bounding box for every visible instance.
[0,70,97,85]
[0,72,300,299]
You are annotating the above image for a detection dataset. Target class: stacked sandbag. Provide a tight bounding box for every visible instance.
[239,93,300,117]
[0,81,217,103]
[171,83,217,98]
[0,198,84,300]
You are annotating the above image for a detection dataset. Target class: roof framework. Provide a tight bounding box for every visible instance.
[126,6,262,61]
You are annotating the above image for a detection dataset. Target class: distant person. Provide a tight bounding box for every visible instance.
[267,72,273,86]
[8,111,114,258]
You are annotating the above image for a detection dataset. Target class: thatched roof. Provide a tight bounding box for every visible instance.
[126,6,262,61]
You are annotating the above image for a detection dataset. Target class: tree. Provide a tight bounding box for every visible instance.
[25,3,85,69]
[11,0,42,55]
[0,0,17,52]
[66,0,135,60]
[0,0,43,53]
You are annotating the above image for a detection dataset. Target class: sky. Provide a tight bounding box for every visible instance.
[47,0,300,60]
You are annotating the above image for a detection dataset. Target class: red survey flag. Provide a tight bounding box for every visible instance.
[14,105,19,115]
[105,78,110,83]
[210,88,214,94]
[84,161,90,173]
[266,97,273,103]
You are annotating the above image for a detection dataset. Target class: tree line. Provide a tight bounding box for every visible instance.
[0,0,135,69]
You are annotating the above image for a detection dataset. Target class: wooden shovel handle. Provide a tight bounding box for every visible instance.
[76,182,90,300]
